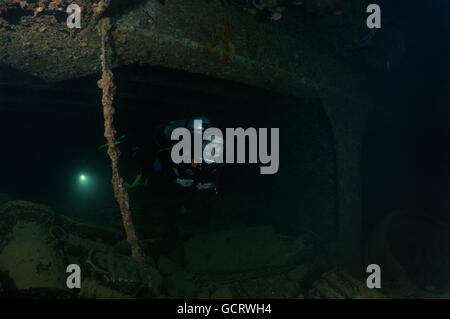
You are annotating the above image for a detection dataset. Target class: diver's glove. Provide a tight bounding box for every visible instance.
[98,135,126,150]
[196,182,215,191]
[176,178,194,187]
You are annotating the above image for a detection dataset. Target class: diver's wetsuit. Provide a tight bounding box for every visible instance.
[149,118,224,246]
[151,118,222,195]
[123,117,223,247]
[153,136,221,217]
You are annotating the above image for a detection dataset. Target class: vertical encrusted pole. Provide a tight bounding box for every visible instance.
[97,18,145,263]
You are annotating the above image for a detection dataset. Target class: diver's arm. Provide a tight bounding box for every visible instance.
[124,173,148,189]
[97,135,126,150]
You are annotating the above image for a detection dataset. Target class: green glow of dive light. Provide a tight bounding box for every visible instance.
[80,174,87,182]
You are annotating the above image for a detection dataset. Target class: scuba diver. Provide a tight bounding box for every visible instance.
[150,116,223,198]
[124,116,223,194]
[116,117,224,242]
[98,116,224,246]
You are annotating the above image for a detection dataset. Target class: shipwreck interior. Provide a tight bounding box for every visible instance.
[1,0,449,300]
[0,63,338,246]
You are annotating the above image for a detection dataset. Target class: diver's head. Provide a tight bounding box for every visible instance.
[196,136,224,166]
[187,116,212,134]
[163,117,212,139]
